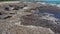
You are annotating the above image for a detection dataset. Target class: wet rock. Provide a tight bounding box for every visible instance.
[35,6,60,19]
[20,13,60,34]
[20,13,51,27]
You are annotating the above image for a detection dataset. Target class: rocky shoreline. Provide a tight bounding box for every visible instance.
[0,1,60,34]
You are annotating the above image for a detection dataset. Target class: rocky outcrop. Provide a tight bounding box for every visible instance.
[0,1,60,34]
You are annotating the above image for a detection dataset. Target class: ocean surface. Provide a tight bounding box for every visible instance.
[41,1,60,19]
[40,1,60,4]
[22,0,60,4]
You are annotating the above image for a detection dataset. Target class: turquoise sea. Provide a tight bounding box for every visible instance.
[40,1,60,4]
[1,0,60,4]
[22,0,60,4]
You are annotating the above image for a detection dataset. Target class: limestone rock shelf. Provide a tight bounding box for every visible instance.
[0,1,60,34]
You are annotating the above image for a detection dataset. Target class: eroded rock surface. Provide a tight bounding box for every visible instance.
[0,2,60,34]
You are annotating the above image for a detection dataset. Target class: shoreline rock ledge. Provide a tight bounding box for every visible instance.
[0,1,60,34]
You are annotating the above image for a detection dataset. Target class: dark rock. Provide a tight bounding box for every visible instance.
[4,7,10,11]
[9,5,13,7]
[20,14,50,27]
[20,13,60,34]
[13,6,24,10]
[0,12,2,15]
[3,16,12,19]
[19,6,24,9]
[24,5,27,7]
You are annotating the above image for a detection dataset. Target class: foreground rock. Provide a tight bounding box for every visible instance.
[7,25,54,34]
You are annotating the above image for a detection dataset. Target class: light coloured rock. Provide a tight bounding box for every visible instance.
[8,25,55,34]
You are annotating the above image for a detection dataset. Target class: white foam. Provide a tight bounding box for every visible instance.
[41,13,58,21]
[41,2,46,5]
[56,4,60,7]
[50,4,56,6]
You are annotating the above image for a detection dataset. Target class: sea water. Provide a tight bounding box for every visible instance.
[35,7,60,19]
